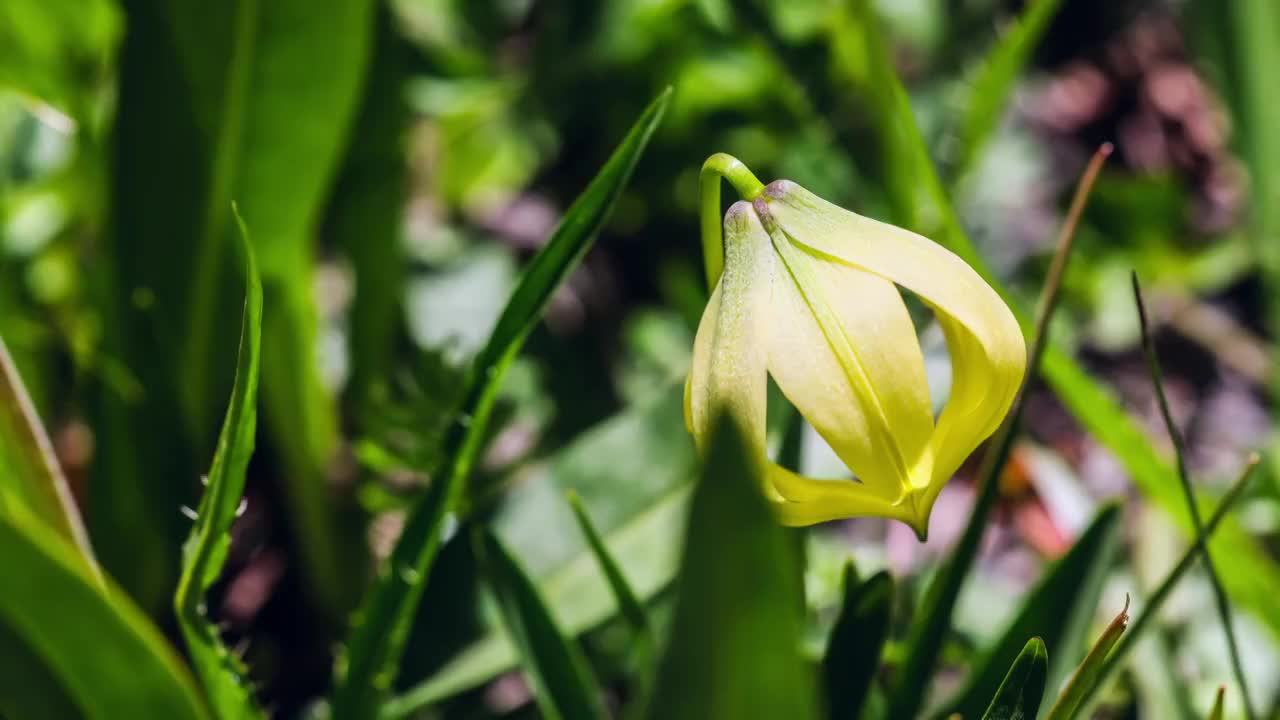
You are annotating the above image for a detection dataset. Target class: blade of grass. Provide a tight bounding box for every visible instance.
[382,486,690,717]
[384,388,695,716]
[331,87,670,719]
[0,335,97,572]
[1208,685,1225,720]
[1045,597,1130,720]
[937,503,1121,719]
[950,0,1066,179]
[885,143,1113,720]
[1074,456,1260,714]
[475,528,607,720]
[823,566,893,719]
[1132,273,1255,720]
[173,213,264,720]
[645,413,817,720]
[566,490,652,651]
[0,512,210,720]
[981,637,1049,720]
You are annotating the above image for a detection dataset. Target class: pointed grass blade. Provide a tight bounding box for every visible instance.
[567,490,652,649]
[645,413,817,720]
[938,504,1121,718]
[822,566,893,719]
[475,529,607,720]
[951,0,1066,179]
[332,87,670,719]
[173,215,265,720]
[1208,685,1225,720]
[981,637,1048,720]
[1045,598,1130,720]
[1132,273,1255,720]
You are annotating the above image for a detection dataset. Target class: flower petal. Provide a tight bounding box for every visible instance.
[767,464,924,533]
[763,222,934,504]
[764,180,1026,512]
[685,201,775,465]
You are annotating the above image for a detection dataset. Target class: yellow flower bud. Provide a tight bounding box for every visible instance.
[686,172,1025,537]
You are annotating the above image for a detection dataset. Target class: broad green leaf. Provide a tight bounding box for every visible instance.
[1072,459,1258,715]
[98,0,376,614]
[1045,600,1129,720]
[938,503,1121,719]
[0,625,81,719]
[0,335,96,569]
[475,529,608,720]
[981,637,1048,720]
[0,513,209,720]
[566,490,652,648]
[950,0,1065,179]
[822,566,893,720]
[173,218,264,720]
[645,414,817,720]
[332,87,670,719]
[1133,274,1255,719]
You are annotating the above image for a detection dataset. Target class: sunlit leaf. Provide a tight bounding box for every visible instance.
[475,529,607,720]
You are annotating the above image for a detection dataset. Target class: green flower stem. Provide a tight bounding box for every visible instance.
[700,153,765,289]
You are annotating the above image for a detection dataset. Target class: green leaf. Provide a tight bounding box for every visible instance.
[383,486,689,717]
[99,0,376,614]
[1071,458,1259,715]
[1132,273,1255,719]
[566,490,652,649]
[645,413,817,720]
[981,637,1049,720]
[0,624,82,719]
[822,566,893,720]
[1208,685,1225,720]
[383,388,695,716]
[938,504,1121,719]
[0,334,96,569]
[950,0,1066,179]
[332,87,670,720]
[0,513,209,720]
[173,216,264,720]
[475,529,608,720]
[1044,599,1129,720]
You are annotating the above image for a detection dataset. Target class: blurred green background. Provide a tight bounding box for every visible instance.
[1,0,1278,717]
